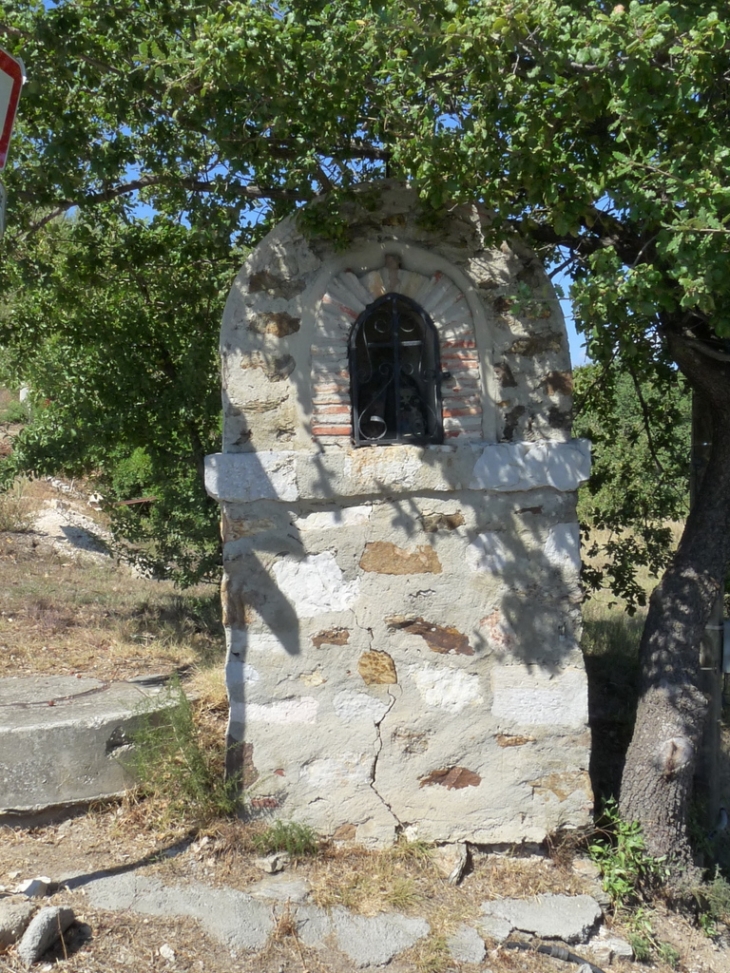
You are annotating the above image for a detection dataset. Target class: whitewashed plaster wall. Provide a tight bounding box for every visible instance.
[205,182,593,846]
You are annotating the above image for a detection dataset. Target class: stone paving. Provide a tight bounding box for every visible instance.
[56,868,614,968]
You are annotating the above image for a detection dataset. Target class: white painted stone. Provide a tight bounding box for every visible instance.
[491,667,588,727]
[272,552,359,617]
[343,448,423,491]
[469,440,591,492]
[205,450,298,502]
[293,506,372,531]
[333,691,390,724]
[254,633,292,655]
[243,664,260,683]
[544,523,581,573]
[207,440,590,502]
[466,531,512,573]
[408,665,483,713]
[300,753,372,787]
[246,697,319,724]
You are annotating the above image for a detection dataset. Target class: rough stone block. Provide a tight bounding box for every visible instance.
[17,906,75,966]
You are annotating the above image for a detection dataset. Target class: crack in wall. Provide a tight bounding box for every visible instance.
[369,684,403,831]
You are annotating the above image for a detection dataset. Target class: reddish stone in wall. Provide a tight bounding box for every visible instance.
[419,767,482,790]
[360,542,442,575]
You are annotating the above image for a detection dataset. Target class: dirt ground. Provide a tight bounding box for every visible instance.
[1,479,730,972]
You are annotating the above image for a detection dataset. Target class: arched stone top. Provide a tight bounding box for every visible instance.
[312,255,483,443]
[219,181,572,455]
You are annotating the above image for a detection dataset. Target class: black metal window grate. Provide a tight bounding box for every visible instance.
[349,293,443,447]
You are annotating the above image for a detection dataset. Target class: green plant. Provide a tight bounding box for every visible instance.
[589,799,667,907]
[657,941,681,969]
[0,398,29,424]
[697,867,730,936]
[127,677,239,823]
[252,820,319,858]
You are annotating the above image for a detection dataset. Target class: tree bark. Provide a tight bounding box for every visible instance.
[620,332,730,874]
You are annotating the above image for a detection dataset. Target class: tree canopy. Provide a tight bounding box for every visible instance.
[2,0,730,869]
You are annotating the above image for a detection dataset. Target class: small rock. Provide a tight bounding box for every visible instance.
[433,843,469,885]
[572,858,601,882]
[576,965,593,973]
[17,906,75,965]
[255,853,289,874]
[588,928,634,963]
[248,876,310,903]
[0,897,35,949]
[447,924,486,963]
[16,877,51,899]
[159,943,176,961]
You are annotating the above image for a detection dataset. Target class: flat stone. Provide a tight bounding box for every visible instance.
[480,894,601,944]
[0,897,35,949]
[72,873,275,952]
[17,906,75,965]
[330,909,430,967]
[448,924,486,963]
[204,440,591,503]
[0,676,177,813]
[248,875,310,902]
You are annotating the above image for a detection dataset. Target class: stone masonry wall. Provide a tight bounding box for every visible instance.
[206,182,592,846]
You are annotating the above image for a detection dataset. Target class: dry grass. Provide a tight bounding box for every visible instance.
[0,527,223,681]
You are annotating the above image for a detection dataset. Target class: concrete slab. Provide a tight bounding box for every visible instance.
[480,894,602,944]
[0,675,174,814]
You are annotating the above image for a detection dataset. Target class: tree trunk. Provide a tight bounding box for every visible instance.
[620,333,730,874]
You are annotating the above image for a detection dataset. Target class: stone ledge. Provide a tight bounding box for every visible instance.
[204,440,591,503]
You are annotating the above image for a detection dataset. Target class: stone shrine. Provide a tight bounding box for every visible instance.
[205,182,592,845]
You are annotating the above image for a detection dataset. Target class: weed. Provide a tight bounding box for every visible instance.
[705,867,730,921]
[252,820,319,858]
[589,798,667,907]
[127,677,239,825]
[627,932,652,962]
[0,478,37,533]
[697,867,730,935]
[657,941,681,968]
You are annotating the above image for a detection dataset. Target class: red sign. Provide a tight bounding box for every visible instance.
[0,48,24,170]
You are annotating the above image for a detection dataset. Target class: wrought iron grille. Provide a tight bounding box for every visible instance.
[349,293,443,446]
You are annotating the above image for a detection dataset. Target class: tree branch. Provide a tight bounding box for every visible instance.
[19,175,305,235]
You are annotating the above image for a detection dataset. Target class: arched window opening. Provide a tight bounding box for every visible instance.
[349,293,443,447]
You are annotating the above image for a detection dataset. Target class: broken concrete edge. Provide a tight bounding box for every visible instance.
[204,439,592,503]
[0,799,116,830]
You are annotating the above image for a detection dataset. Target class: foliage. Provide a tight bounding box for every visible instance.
[127,678,239,823]
[252,820,319,858]
[0,217,237,583]
[589,799,667,907]
[574,364,691,611]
